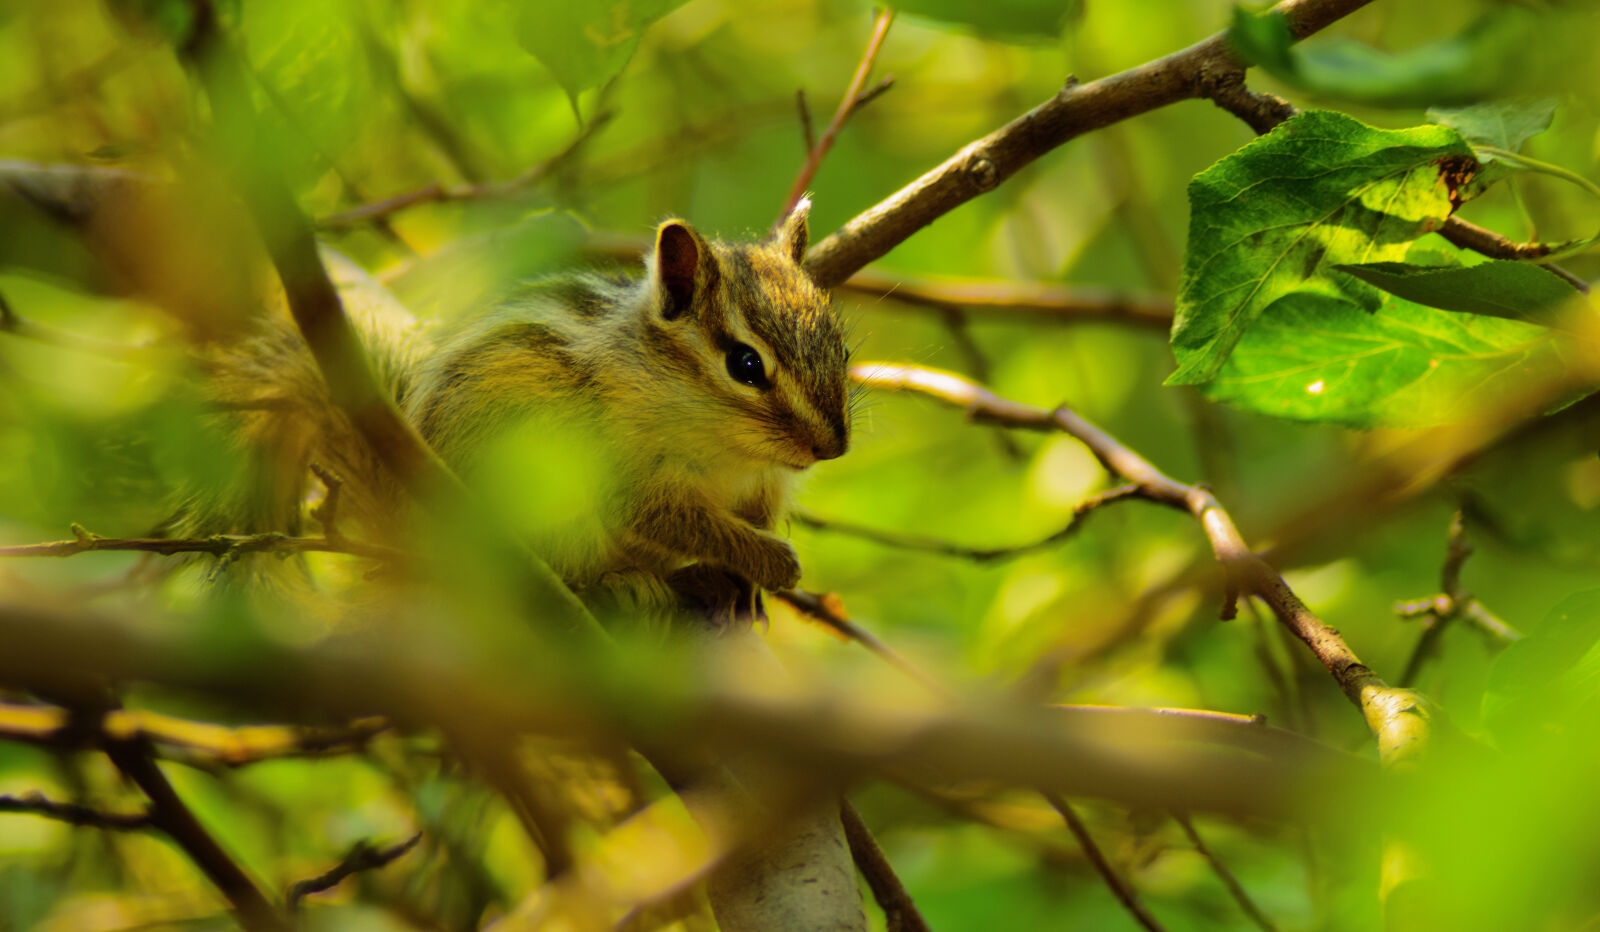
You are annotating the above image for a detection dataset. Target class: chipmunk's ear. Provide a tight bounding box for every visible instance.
[774,198,810,265]
[653,219,715,322]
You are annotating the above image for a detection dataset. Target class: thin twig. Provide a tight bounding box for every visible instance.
[778,9,895,224]
[1174,813,1278,932]
[0,792,152,830]
[317,112,614,230]
[1395,510,1520,686]
[794,484,1140,562]
[1043,793,1168,932]
[840,801,931,932]
[796,89,817,154]
[0,525,402,563]
[774,589,946,695]
[287,832,422,911]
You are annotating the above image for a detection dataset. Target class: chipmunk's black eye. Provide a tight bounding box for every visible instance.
[724,342,768,388]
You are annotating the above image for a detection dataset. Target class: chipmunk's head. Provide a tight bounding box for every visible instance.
[643,200,849,470]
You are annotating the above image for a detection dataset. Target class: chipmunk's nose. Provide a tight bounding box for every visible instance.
[811,426,848,461]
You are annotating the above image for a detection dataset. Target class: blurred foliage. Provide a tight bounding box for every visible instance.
[1,0,1600,930]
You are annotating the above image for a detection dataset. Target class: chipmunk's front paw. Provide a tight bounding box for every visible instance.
[750,536,802,591]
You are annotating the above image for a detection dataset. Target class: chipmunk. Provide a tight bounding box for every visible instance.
[187,201,848,609]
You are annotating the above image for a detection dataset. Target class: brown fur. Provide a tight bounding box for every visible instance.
[191,206,848,606]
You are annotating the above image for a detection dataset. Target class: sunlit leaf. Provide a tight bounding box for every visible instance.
[1168,110,1472,386]
[1200,292,1583,427]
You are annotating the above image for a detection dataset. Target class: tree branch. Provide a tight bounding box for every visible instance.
[779,9,895,224]
[851,362,1423,758]
[1174,813,1278,932]
[840,801,931,932]
[802,0,1379,286]
[0,792,152,830]
[287,832,422,911]
[1044,792,1168,932]
[0,525,402,564]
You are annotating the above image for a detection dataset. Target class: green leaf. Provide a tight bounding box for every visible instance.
[1335,260,1586,324]
[1483,590,1600,748]
[1200,292,1585,427]
[893,0,1082,42]
[515,0,690,110]
[1229,7,1536,109]
[1427,99,1557,159]
[1169,110,1472,386]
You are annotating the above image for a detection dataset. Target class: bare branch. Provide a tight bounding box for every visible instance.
[287,832,422,911]
[779,9,896,224]
[851,362,1423,756]
[0,792,152,830]
[796,89,817,155]
[1044,793,1168,932]
[795,485,1139,563]
[803,0,1380,286]
[1395,511,1522,686]
[1174,813,1278,932]
[841,801,931,932]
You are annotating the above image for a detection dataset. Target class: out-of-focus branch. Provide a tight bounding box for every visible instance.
[0,792,152,830]
[802,0,1380,286]
[287,832,422,911]
[852,362,1424,760]
[0,699,389,766]
[0,600,1375,821]
[794,484,1140,563]
[0,524,402,564]
[778,9,895,224]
